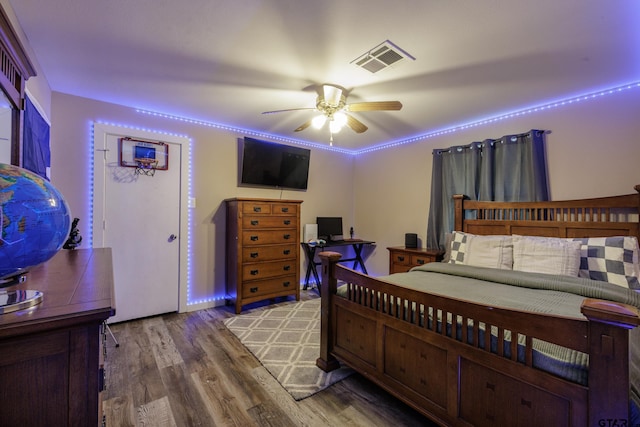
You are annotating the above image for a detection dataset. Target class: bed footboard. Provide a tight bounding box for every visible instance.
[317,252,640,427]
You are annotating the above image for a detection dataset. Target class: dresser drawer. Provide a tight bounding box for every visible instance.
[242,215,297,229]
[411,254,431,267]
[241,202,272,215]
[271,203,298,216]
[241,275,297,298]
[242,230,297,246]
[242,244,297,262]
[391,252,411,266]
[242,259,297,281]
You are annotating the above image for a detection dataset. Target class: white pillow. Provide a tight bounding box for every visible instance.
[512,235,582,276]
[464,234,513,269]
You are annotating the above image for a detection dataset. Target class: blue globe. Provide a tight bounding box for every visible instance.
[0,163,71,281]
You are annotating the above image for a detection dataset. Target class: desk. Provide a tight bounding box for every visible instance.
[301,239,375,289]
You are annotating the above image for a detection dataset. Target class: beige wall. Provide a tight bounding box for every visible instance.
[354,87,640,275]
[49,92,355,307]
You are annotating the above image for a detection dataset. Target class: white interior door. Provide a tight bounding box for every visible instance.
[93,124,188,324]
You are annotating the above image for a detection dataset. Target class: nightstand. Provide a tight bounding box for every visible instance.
[387,246,444,274]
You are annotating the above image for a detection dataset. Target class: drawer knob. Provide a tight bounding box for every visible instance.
[253,207,262,212]
[250,269,259,275]
[282,207,289,212]
[250,252,259,258]
[283,265,291,271]
[283,249,290,255]
[417,259,425,265]
[398,256,405,262]
[283,281,291,287]
[284,220,291,225]
[283,234,291,239]
[250,287,259,293]
[251,220,259,226]
[250,235,259,241]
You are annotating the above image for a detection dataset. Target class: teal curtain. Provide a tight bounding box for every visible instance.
[426,130,548,250]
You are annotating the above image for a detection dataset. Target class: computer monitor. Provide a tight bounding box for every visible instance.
[316,217,343,241]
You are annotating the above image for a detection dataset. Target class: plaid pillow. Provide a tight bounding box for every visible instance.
[448,231,469,264]
[572,236,640,289]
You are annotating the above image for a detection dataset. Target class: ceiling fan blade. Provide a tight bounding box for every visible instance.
[294,120,313,132]
[347,101,403,112]
[345,114,368,133]
[323,84,343,107]
[262,107,315,114]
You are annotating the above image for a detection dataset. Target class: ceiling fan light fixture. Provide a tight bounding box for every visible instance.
[329,119,343,134]
[312,115,327,129]
[333,111,347,127]
[264,82,401,140]
[323,85,343,107]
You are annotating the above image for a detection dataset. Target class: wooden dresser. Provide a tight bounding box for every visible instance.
[387,246,444,273]
[226,198,302,313]
[0,248,115,426]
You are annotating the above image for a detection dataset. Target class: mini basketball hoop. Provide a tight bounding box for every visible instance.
[119,137,169,176]
[135,158,159,176]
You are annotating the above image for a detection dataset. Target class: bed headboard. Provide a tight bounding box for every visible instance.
[454,185,640,241]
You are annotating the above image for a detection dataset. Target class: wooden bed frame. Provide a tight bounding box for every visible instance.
[316,186,640,427]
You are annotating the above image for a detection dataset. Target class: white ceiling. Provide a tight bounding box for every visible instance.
[9,0,640,152]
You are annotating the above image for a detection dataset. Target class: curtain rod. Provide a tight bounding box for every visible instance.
[432,129,547,155]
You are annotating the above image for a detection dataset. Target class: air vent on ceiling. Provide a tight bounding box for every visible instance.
[352,40,415,74]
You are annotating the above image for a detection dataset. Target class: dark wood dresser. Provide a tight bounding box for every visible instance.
[226,198,302,313]
[387,246,444,273]
[0,248,115,426]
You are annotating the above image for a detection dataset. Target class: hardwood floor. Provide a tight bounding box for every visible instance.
[103,291,438,427]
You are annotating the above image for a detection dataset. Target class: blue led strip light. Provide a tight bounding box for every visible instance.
[357,82,640,154]
[124,80,640,306]
[89,122,219,305]
[88,123,95,248]
[135,110,353,155]
[138,81,640,156]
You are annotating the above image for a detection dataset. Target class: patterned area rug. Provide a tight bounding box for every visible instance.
[223,298,354,400]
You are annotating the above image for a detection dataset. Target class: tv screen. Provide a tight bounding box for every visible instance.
[240,137,310,190]
[316,217,343,241]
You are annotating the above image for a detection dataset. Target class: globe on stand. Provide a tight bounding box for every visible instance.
[1,163,71,286]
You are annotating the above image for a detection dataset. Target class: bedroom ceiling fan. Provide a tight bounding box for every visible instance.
[262,84,402,144]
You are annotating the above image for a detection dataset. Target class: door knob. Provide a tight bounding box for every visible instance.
[168,234,177,242]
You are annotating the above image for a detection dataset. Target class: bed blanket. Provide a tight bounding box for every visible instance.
[385,263,640,318]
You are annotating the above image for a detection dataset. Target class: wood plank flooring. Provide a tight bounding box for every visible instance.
[102,291,438,427]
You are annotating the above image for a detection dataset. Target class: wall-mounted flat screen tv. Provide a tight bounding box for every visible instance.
[240,137,310,190]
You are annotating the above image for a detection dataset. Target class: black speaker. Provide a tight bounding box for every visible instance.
[405,233,418,248]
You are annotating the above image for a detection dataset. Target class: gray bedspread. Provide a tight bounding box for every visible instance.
[346,263,640,420]
[382,262,640,318]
